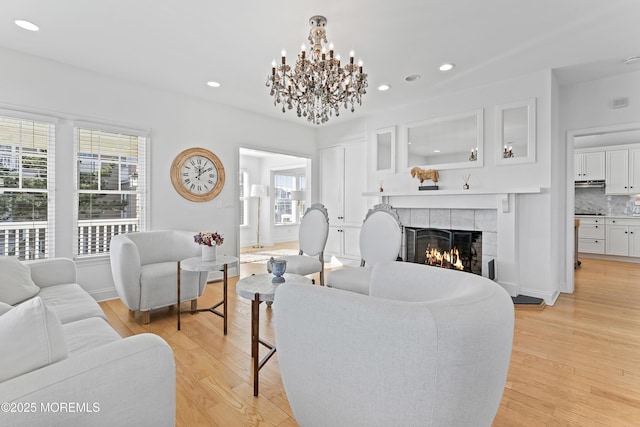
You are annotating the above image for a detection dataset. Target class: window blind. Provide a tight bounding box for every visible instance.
[0,113,56,259]
[73,125,146,258]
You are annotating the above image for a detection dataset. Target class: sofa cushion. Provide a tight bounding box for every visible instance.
[0,301,12,315]
[140,262,204,309]
[276,255,322,277]
[62,317,122,357]
[327,267,372,295]
[0,256,40,305]
[0,297,68,382]
[36,283,106,324]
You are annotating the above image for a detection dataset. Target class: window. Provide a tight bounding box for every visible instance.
[239,169,249,227]
[74,124,146,257]
[273,171,306,225]
[0,113,55,260]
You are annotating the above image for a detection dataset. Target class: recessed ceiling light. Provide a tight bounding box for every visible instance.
[405,74,421,82]
[439,63,455,72]
[623,56,640,65]
[15,19,39,32]
[378,84,391,91]
[434,149,441,153]
[206,81,221,88]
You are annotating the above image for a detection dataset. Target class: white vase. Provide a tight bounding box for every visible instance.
[201,244,217,261]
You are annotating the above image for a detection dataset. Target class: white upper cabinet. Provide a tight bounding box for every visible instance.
[606,149,640,194]
[574,151,605,181]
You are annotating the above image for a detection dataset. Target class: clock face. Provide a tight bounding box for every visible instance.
[180,155,218,195]
[170,148,225,202]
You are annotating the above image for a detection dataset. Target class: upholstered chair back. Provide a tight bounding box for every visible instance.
[298,204,329,256]
[359,204,402,266]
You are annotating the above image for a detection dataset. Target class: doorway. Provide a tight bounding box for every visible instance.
[238,148,311,264]
[567,124,640,292]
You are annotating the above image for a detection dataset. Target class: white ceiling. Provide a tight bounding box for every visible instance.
[1,0,639,127]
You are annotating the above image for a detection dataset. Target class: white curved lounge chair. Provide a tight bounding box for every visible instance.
[275,261,514,427]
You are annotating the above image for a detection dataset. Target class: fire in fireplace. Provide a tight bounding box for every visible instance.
[405,227,482,275]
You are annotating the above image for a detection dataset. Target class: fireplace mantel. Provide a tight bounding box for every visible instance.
[363,188,542,197]
[363,187,543,213]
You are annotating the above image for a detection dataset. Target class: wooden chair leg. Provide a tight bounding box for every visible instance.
[191,299,197,311]
[141,310,151,324]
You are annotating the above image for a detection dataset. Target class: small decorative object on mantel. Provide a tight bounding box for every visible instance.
[411,167,439,191]
[194,231,224,261]
[267,257,287,283]
[503,145,514,158]
[462,174,471,190]
[379,181,384,192]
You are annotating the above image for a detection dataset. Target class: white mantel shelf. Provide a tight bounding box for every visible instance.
[363,188,543,197]
[364,187,544,213]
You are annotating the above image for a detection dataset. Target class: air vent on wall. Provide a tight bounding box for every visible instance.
[612,97,629,109]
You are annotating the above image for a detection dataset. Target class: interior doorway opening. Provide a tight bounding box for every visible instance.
[238,147,311,264]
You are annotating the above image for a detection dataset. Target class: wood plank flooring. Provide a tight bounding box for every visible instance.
[100,254,640,426]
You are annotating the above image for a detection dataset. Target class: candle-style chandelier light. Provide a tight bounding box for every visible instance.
[266,15,368,125]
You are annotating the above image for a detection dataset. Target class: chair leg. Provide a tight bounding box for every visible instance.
[191,299,197,311]
[320,268,325,286]
[141,310,151,324]
[128,309,135,316]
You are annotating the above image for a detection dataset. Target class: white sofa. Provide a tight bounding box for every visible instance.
[110,230,209,324]
[0,257,175,427]
[274,261,514,427]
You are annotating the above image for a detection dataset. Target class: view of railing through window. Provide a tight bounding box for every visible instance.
[0,114,55,260]
[75,126,145,257]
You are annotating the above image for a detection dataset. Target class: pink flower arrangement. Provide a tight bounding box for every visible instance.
[194,232,224,247]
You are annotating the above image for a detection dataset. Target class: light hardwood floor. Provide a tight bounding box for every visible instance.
[100,252,640,426]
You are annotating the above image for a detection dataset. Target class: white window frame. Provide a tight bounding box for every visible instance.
[273,171,306,225]
[73,121,147,258]
[0,110,57,260]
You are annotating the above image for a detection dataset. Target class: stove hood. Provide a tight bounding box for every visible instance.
[575,180,605,188]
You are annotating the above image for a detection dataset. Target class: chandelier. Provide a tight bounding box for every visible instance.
[266,15,368,125]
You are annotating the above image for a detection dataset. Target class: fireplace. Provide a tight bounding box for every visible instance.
[405,227,482,275]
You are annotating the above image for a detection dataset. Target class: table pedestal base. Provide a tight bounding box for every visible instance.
[252,293,276,396]
[177,261,228,335]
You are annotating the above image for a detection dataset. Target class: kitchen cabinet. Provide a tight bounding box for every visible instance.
[320,142,368,261]
[574,151,605,181]
[577,216,605,254]
[605,149,640,194]
[605,218,640,257]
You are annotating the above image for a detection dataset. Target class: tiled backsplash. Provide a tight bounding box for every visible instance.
[575,187,635,215]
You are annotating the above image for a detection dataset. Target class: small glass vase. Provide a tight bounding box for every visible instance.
[201,244,217,261]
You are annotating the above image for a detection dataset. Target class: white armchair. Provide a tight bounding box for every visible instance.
[273,203,329,285]
[110,230,208,324]
[274,261,514,427]
[326,203,402,294]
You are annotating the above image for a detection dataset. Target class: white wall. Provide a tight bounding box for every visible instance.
[0,46,316,299]
[319,70,564,303]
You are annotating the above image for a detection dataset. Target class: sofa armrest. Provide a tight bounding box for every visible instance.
[24,258,77,289]
[0,334,175,427]
[109,235,142,310]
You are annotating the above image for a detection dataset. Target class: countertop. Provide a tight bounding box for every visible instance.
[575,214,640,219]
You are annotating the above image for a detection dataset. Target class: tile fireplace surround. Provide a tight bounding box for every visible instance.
[398,208,496,277]
[366,189,543,298]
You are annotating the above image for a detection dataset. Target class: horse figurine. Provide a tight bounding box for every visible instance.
[410,167,439,184]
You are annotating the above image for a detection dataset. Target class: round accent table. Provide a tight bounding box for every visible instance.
[178,255,238,334]
[236,273,312,396]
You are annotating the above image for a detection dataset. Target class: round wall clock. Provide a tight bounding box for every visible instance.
[170,147,225,202]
